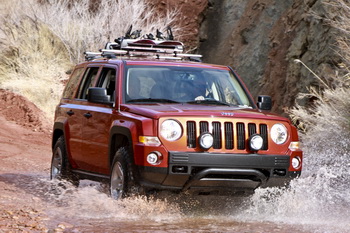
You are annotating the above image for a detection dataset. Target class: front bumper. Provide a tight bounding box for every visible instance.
[138,152,301,193]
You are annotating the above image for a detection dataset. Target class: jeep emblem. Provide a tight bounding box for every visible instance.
[221,112,234,116]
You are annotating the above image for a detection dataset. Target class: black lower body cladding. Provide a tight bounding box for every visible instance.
[137,152,301,193]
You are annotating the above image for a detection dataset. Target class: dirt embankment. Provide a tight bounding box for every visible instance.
[0,89,53,231]
[0,1,209,231]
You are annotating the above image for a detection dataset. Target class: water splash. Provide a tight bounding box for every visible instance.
[43,180,187,224]
[235,129,350,232]
[39,127,350,232]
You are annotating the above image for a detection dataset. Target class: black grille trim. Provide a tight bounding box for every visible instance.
[260,124,268,150]
[224,122,234,149]
[212,122,221,149]
[199,121,209,133]
[236,123,246,150]
[187,121,196,148]
[248,123,257,136]
[186,121,269,151]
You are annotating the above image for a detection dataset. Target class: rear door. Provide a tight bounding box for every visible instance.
[59,67,85,168]
[65,65,101,170]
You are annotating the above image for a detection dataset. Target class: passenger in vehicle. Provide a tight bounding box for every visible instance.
[128,76,142,99]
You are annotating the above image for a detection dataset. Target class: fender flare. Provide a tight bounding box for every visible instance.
[108,125,134,170]
[52,121,66,150]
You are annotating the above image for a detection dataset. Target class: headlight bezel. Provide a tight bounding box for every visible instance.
[271,123,288,145]
[199,132,214,150]
[160,119,183,141]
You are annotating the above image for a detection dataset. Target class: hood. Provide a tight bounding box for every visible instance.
[121,103,290,122]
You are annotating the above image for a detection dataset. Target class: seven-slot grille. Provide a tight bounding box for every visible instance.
[186,121,268,150]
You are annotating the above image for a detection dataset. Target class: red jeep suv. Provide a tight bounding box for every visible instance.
[50,37,302,199]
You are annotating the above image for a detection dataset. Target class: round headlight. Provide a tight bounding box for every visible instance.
[199,133,214,150]
[249,134,263,151]
[160,120,182,141]
[271,123,288,144]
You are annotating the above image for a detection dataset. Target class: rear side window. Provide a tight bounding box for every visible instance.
[62,68,84,99]
[76,67,100,99]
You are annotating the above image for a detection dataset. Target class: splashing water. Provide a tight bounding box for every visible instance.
[236,128,350,232]
[44,180,183,221]
[39,127,350,232]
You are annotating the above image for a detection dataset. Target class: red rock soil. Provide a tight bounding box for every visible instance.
[0,2,208,231]
[0,89,54,232]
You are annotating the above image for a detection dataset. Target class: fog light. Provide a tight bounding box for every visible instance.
[249,134,263,151]
[146,152,162,165]
[292,156,301,169]
[199,133,213,150]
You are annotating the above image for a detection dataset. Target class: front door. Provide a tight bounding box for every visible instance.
[80,66,118,174]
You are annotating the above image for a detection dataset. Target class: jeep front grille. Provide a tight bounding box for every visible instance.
[186,121,268,150]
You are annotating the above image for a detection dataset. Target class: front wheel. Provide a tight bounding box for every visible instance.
[110,147,138,200]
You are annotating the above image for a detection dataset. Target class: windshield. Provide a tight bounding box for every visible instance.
[123,65,252,107]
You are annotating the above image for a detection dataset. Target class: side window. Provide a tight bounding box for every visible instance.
[62,67,84,99]
[76,67,100,99]
[96,68,116,100]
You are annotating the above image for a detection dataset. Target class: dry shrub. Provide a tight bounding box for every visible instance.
[290,0,350,134]
[289,0,350,171]
[28,0,180,64]
[0,0,179,118]
[0,11,70,117]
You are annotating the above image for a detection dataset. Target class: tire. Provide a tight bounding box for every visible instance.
[50,136,79,186]
[110,147,138,200]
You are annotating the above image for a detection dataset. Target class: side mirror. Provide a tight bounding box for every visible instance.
[257,95,272,111]
[87,87,112,105]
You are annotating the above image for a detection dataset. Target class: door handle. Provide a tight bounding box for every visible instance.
[84,112,92,119]
[66,110,74,116]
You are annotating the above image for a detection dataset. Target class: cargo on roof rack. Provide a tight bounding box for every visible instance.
[85,30,202,62]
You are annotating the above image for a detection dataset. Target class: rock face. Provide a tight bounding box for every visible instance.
[146,0,208,50]
[141,0,344,114]
[198,0,343,114]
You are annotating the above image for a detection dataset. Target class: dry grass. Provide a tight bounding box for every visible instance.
[0,0,179,118]
[290,0,350,131]
[0,10,70,117]
[32,0,179,64]
[289,0,350,165]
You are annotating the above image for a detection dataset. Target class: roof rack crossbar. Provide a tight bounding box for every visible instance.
[84,49,203,61]
[85,35,202,61]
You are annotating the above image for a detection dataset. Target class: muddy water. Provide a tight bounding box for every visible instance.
[28,179,312,232]
[2,136,349,232]
[3,165,348,233]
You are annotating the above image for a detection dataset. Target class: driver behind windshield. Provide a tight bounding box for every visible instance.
[176,78,209,102]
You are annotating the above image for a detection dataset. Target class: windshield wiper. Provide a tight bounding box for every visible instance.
[186,99,231,106]
[127,98,179,103]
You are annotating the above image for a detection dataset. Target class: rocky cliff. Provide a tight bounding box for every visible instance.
[199,0,345,114]
[143,0,346,114]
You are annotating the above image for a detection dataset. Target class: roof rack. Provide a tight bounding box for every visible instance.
[84,26,202,62]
